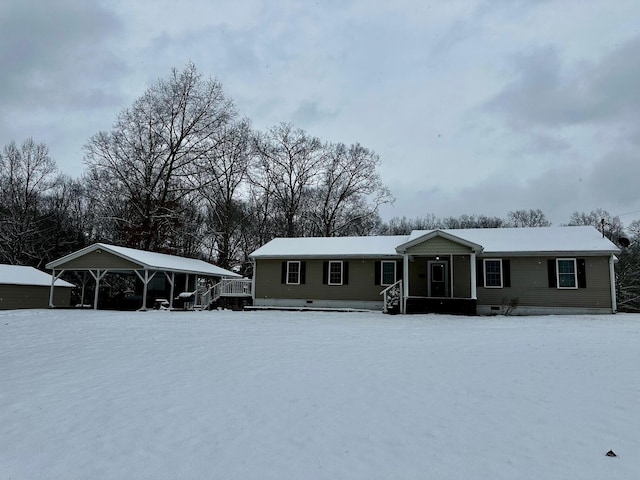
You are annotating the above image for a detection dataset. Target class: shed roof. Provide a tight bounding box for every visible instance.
[250,226,620,258]
[46,243,241,277]
[0,265,75,287]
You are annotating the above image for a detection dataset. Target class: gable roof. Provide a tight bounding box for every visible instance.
[46,243,241,277]
[406,226,619,255]
[396,230,484,253]
[250,226,619,258]
[250,235,407,258]
[0,265,75,288]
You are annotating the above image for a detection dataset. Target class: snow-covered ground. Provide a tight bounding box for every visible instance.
[1,309,638,480]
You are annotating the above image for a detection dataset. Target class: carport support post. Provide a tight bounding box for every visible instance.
[166,271,175,309]
[89,269,106,310]
[49,269,66,308]
[49,269,56,308]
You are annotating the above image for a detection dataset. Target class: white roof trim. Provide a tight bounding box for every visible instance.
[396,229,484,253]
[46,243,241,278]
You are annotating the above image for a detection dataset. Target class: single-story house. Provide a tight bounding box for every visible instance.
[249,226,620,315]
[46,243,242,310]
[0,265,75,310]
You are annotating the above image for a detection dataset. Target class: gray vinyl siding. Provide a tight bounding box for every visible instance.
[254,259,392,302]
[453,255,471,297]
[478,256,612,309]
[0,285,72,309]
[406,236,472,255]
[56,250,142,270]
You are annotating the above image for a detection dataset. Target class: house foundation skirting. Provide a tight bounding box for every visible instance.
[253,298,383,311]
[405,297,477,315]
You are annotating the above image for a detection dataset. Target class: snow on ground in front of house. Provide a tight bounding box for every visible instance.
[1,309,639,480]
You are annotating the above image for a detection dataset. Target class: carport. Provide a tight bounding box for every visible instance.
[45,243,240,310]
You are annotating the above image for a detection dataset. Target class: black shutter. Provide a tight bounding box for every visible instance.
[577,259,586,288]
[547,259,557,288]
[374,261,381,285]
[476,259,484,287]
[300,261,306,284]
[322,262,328,284]
[281,261,287,284]
[503,259,511,288]
[396,260,403,282]
[343,261,349,285]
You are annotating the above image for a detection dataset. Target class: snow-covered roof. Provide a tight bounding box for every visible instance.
[0,265,75,287]
[250,226,620,258]
[250,235,408,258]
[46,243,241,278]
[404,226,620,255]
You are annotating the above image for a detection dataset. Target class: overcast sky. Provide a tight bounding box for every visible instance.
[2,0,640,226]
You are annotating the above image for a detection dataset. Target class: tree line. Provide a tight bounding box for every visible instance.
[1,63,639,311]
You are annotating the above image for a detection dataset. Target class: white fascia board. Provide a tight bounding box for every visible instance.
[396,230,484,254]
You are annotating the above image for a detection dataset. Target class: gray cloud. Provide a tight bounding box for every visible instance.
[0,1,127,110]
[484,35,640,129]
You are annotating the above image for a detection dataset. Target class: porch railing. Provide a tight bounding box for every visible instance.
[379,279,403,314]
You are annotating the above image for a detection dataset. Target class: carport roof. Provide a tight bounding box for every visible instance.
[46,243,241,278]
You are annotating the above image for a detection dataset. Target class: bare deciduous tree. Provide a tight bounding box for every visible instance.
[0,138,60,266]
[84,63,235,252]
[308,142,393,236]
[251,123,325,237]
[506,209,551,227]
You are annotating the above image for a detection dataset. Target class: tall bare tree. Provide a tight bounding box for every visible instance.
[84,63,235,252]
[251,123,325,237]
[0,138,60,266]
[308,142,393,236]
[194,119,254,268]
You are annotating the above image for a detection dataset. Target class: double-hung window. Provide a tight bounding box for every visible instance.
[287,261,301,285]
[381,261,396,286]
[484,259,503,288]
[328,261,343,285]
[557,258,577,289]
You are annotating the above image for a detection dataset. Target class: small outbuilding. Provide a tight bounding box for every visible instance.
[46,243,244,310]
[0,265,74,310]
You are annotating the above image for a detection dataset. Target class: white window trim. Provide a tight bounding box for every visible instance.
[328,260,343,286]
[483,258,503,289]
[286,261,301,285]
[556,258,578,289]
[381,260,396,286]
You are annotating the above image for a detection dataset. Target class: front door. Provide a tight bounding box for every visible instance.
[428,261,448,297]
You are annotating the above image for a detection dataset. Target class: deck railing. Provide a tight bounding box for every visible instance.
[210,278,252,302]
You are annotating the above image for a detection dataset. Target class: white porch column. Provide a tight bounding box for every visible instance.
[403,254,409,314]
[251,259,256,300]
[470,253,477,300]
[609,254,617,313]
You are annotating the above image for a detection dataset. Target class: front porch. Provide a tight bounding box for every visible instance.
[396,230,482,315]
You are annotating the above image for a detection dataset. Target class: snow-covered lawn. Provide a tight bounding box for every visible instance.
[1,309,638,480]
